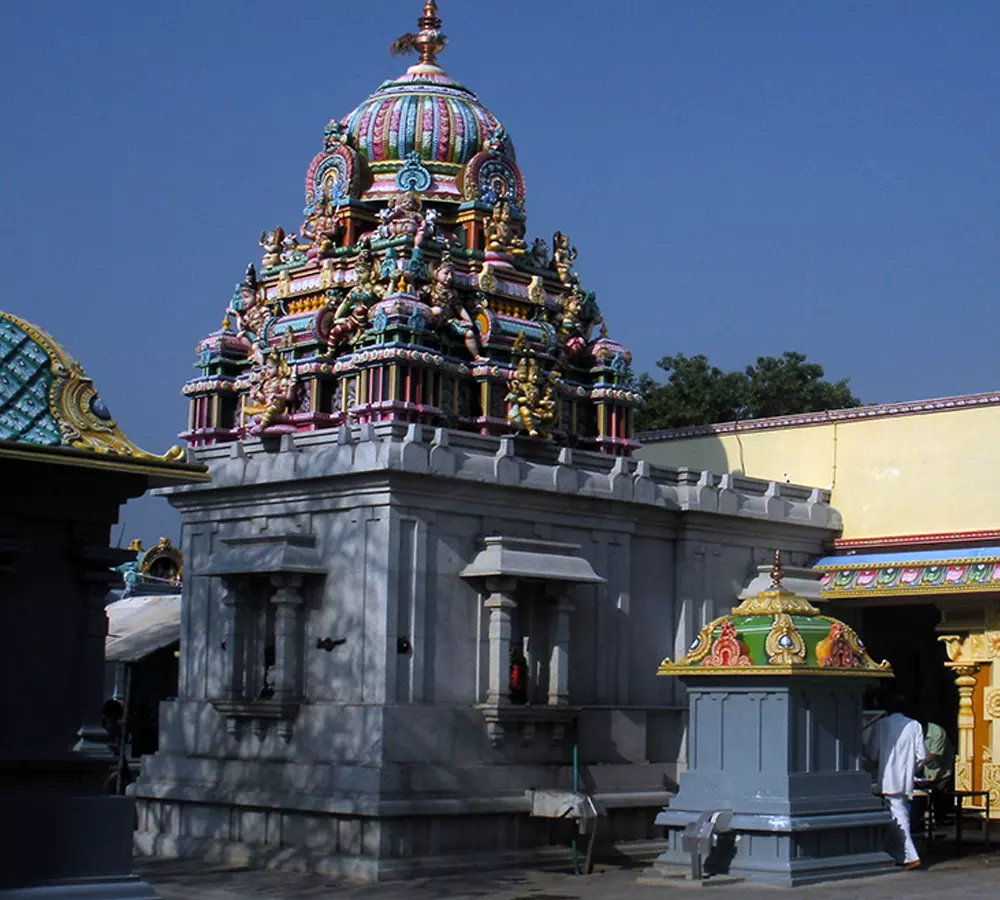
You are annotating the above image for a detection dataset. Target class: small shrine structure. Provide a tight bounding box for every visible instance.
[134,3,846,879]
[652,553,894,886]
[0,311,206,898]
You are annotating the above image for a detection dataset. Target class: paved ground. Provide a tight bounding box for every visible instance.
[138,845,1000,900]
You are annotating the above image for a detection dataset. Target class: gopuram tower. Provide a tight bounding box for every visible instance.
[135,3,845,879]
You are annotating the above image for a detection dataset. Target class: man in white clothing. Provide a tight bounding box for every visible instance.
[863,694,928,869]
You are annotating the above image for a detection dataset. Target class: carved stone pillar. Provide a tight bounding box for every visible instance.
[74,582,113,755]
[483,577,517,707]
[547,596,574,707]
[270,574,304,704]
[73,546,126,756]
[220,578,247,701]
[948,661,982,791]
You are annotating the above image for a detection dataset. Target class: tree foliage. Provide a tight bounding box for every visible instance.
[634,351,861,432]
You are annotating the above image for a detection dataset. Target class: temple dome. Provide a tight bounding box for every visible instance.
[344,63,507,168]
[657,552,894,677]
[309,2,518,204]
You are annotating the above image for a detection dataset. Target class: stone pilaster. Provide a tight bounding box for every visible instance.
[219,579,247,702]
[547,596,574,707]
[271,574,304,703]
[483,577,516,707]
[73,545,128,757]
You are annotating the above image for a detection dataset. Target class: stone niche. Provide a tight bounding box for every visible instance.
[133,423,844,880]
[460,536,606,747]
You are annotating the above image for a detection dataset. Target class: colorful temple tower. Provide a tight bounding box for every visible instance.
[184,1,637,454]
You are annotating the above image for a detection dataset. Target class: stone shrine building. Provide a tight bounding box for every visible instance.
[134,3,849,879]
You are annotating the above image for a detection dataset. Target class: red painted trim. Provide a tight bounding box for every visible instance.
[833,530,1000,551]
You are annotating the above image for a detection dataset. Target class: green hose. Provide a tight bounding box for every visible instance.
[572,742,580,875]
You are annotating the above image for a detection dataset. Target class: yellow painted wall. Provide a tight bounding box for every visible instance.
[637,404,1000,541]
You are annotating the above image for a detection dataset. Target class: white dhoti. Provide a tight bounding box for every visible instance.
[885,794,919,864]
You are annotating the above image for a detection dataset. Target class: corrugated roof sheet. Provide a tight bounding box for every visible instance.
[105,594,180,663]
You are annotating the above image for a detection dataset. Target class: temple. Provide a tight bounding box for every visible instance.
[184,1,635,455]
[131,3,850,880]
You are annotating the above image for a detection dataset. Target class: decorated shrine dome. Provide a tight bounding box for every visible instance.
[328,2,514,204]
[344,67,505,168]
[658,552,894,677]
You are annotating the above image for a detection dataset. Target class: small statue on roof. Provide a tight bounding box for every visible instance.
[528,237,549,269]
[326,246,381,354]
[429,257,487,362]
[243,350,297,434]
[551,231,578,286]
[259,228,284,269]
[323,119,348,150]
[483,197,526,256]
[506,333,559,439]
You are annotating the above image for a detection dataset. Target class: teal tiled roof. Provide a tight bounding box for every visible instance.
[0,316,63,446]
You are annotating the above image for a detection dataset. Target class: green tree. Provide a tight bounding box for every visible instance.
[745,351,860,419]
[634,351,861,432]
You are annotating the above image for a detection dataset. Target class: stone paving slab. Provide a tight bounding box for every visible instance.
[137,849,1000,900]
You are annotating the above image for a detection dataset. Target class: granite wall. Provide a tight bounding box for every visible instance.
[134,423,840,879]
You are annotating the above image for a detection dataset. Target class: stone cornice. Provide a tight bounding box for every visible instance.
[161,424,840,532]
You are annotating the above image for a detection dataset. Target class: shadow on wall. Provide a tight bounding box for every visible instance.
[634,433,736,481]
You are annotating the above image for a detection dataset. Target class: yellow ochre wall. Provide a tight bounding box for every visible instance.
[637,404,1000,542]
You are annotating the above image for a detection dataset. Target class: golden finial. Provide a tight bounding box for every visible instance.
[127,539,144,552]
[390,0,448,66]
[770,549,784,588]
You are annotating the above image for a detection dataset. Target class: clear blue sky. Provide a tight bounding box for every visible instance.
[2,1,997,544]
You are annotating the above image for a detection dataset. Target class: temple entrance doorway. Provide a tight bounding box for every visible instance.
[831,601,958,737]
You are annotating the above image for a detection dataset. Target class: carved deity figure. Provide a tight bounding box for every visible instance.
[428,258,487,362]
[280,232,305,265]
[551,231,578,286]
[414,208,440,249]
[483,198,526,256]
[303,188,342,259]
[243,351,297,434]
[326,249,380,353]
[506,337,559,439]
[384,191,424,239]
[259,227,285,269]
[556,286,602,357]
[323,119,348,150]
[231,264,270,365]
[485,125,510,156]
[528,237,549,269]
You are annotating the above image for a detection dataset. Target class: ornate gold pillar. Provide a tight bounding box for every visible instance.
[946,661,982,791]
